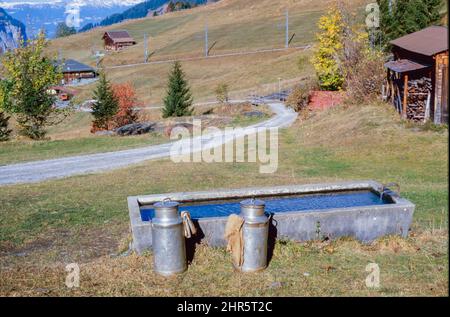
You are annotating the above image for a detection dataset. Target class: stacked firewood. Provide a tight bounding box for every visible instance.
[406,77,432,122]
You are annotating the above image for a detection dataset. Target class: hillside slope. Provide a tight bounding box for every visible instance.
[80,0,209,32]
[48,0,368,104]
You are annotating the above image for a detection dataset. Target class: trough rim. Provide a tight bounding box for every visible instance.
[127,180,415,226]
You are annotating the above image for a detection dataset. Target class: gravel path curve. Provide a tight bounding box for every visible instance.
[0,101,297,186]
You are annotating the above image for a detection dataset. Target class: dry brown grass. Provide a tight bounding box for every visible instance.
[0,229,447,297]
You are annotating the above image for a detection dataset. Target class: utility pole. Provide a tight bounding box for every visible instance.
[285,9,289,48]
[144,33,149,63]
[205,22,209,57]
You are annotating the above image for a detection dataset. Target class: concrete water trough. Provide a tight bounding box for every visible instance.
[127,180,415,254]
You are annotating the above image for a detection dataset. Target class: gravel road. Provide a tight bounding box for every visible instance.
[0,101,297,186]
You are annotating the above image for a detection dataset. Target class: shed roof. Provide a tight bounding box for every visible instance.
[390,26,448,56]
[56,59,95,73]
[103,30,136,43]
[384,59,431,73]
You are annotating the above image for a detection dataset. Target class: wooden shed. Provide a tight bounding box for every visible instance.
[48,86,77,101]
[384,26,448,124]
[102,30,136,51]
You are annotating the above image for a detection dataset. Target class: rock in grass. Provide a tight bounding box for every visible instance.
[116,122,156,136]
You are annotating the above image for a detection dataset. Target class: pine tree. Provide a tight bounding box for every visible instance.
[424,0,443,24]
[91,72,119,132]
[378,0,443,49]
[0,111,12,142]
[162,61,193,118]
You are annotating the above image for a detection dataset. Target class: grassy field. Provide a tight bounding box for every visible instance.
[43,0,369,105]
[0,101,447,296]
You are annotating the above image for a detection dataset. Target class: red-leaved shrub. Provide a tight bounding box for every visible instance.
[111,82,140,128]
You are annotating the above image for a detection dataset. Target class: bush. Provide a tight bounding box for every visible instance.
[112,82,140,128]
[345,50,386,103]
[286,79,317,112]
[0,111,12,142]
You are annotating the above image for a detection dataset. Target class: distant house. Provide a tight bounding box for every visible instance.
[56,59,98,84]
[384,26,448,124]
[48,86,77,101]
[102,30,136,51]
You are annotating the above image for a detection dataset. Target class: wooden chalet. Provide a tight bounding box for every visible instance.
[384,26,448,124]
[102,30,136,51]
[57,59,97,84]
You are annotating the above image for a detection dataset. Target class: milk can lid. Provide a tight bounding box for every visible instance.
[240,198,265,207]
[154,198,179,209]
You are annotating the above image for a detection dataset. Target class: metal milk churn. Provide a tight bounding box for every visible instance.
[152,199,187,276]
[239,198,269,272]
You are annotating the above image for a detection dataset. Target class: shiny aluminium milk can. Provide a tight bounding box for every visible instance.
[239,198,269,272]
[152,199,187,276]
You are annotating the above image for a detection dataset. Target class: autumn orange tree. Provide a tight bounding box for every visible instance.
[112,82,139,128]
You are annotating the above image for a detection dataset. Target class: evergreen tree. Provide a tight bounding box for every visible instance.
[162,61,193,118]
[378,0,443,48]
[91,72,119,132]
[0,111,12,142]
[424,0,443,24]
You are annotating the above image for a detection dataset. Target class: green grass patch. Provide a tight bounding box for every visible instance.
[0,134,167,166]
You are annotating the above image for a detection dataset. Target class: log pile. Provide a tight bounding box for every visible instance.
[406,77,432,122]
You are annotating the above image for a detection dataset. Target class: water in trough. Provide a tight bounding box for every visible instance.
[140,190,392,221]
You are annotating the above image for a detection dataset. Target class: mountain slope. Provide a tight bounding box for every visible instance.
[3,1,142,38]
[80,0,209,32]
[48,0,368,105]
[0,7,27,54]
